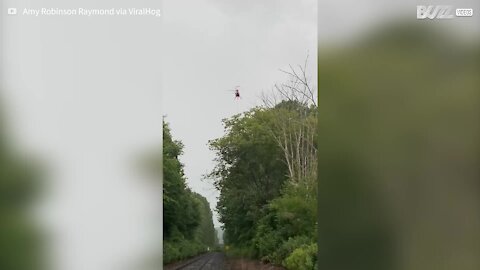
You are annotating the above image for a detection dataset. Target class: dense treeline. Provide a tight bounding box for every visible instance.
[0,114,43,270]
[193,193,218,249]
[163,121,217,264]
[208,65,318,270]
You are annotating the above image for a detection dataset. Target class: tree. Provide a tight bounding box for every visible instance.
[208,60,318,269]
[208,109,289,248]
[192,193,218,249]
[163,120,217,264]
[163,121,200,239]
[262,59,318,191]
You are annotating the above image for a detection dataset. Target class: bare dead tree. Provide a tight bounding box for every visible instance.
[261,57,317,191]
[262,54,317,108]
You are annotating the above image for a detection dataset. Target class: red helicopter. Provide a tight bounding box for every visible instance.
[226,86,241,100]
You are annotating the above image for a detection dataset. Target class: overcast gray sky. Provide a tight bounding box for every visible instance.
[163,0,317,228]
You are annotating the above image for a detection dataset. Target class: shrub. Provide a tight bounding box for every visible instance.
[283,243,317,270]
[163,241,180,264]
[163,239,207,264]
[270,236,312,265]
[253,213,283,261]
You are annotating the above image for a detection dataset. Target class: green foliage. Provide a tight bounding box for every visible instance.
[208,101,318,269]
[163,120,217,264]
[270,184,317,240]
[192,193,218,248]
[163,121,200,240]
[253,218,282,261]
[224,245,256,259]
[208,108,289,247]
[163,239,206,264]
[284,243,318,270]
[253,183,317,265]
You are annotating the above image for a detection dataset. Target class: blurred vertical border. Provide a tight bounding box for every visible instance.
[318,1,480,270]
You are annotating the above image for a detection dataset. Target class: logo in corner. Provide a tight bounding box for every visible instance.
[417,5,454,19]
